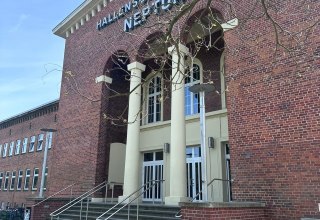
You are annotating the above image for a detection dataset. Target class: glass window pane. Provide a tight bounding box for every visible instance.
[155,152,163,160]
[144,153,153,162]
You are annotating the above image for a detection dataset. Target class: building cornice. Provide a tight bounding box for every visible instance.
[53,0,109,39]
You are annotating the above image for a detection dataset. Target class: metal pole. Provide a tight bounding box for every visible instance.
[199,91,208,201]
[39,132,49,198]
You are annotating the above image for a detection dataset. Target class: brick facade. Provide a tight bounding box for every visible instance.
[49,0,319,219]
[181,206,268,220]
[1,0,319,219]
[0,101,58,208]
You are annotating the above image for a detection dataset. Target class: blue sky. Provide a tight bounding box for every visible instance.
[0,0,83,121]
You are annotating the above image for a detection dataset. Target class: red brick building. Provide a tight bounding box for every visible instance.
[1,0,319,219]
[0,100,58,211]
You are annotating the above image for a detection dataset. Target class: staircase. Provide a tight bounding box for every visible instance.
[51,202,180,220]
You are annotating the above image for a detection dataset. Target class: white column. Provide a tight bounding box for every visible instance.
[119,61,146,203]
[165,43,190,205]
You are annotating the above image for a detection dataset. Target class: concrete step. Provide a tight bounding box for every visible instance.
[52,202,180,220]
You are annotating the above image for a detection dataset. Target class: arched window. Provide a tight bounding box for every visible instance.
[185,60,202,115]
[147,75,162,123]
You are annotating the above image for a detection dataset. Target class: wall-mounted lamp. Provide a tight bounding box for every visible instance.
[208,137,215,148]
[164,143,170,153]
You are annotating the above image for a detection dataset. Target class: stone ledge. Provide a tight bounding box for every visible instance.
[180,201,266,208]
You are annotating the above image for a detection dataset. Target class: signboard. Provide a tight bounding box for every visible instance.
[96,0,186,32]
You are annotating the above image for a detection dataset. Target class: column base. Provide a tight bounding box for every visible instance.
[118,195,139,204]
[165,196,190,206]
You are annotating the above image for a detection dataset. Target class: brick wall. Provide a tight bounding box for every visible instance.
[0,102,58,207]
[52,0,320,219]
[181,207,268,220]
[223,1,320,219]
[31,199,68,220]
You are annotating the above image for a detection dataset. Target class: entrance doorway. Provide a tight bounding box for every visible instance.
[186,146,203,201]
[142,151,164,202]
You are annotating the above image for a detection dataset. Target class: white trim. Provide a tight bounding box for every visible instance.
[24,169,31,190]
[95,75,113,84]
[221,18,239,32]
[32,168,39,190]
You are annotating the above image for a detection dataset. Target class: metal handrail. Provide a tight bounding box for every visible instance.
[50,180,108,219]
[175,178,234,218]
[32,183,76,207]
[96,179,165,220]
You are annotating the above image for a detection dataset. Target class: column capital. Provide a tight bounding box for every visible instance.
[127,61,146,72]
[168,43,189,56]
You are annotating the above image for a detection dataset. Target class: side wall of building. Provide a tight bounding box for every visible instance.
[0,103,58,208]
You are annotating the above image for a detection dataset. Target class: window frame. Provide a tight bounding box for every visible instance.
[22,137,28,154]
[0,172,3,190]
[29,136,36,152]
[15,140,21,155]
[8,141,14,156]
[144,73,163,124]
[185,58,203,116]
[2,143,7,158]
[0,144,2,157]
[4,171,10,191]
[32,168,39,191]
[17,170,23,191]
[46,132,53,149]
[24,169,31,191]
[37,134,44,151]
[10,171,16,191]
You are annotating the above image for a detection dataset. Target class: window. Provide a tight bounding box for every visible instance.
[4,172,10,190]
[0,145,2,156]
[29,136,35,152]
[147,75,162,123]
[37,134,44,151]
[17,170,23,190]
[0,172,3,190]
[46,132,53,149]
[44,167,48,190]
[8,141,14,156]
[15,140,21,155]
[24,169,31,190]
[32,168,39,190]
[185,61,202,116]
[22,138,28,154]
[2,143,8,157]
[10,171,16,190]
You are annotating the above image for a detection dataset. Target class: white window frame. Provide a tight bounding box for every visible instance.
[4,171,10,191]
[17,170,23,190]
[22,138,28,154]
[10,171,16,191]
[15,140,21,155]
[24,169,31,190]
[8,141,14,156]
[185,59,203,116]
[32,168,39,190]
[0,172,3,190]
[2,143,8,158]
[46,132,53,149]
[29,136,36,152]
[37,134,44,151]
[145,74,163,124]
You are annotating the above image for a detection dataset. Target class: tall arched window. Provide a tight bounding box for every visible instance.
[185,60,202,115]
[147,75,162,123]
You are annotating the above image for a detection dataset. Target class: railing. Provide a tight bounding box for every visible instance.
[32,183,76,207]
[175,178,234,218]
[50,181,119,220]
[96,179,165,220]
